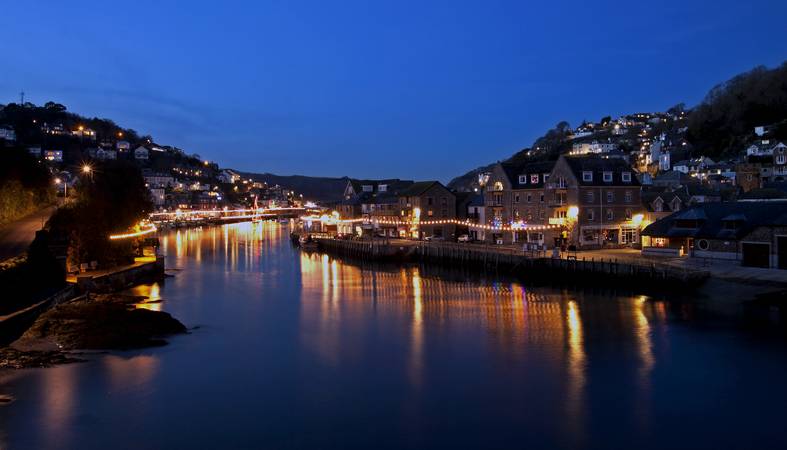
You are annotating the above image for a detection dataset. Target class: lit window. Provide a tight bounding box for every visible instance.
[603,171,613,182]
[531,174,539,184]
[518,175,527,184]
[622,172,632,182]
[582,171,593,182]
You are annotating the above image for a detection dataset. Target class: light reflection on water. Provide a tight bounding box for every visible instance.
[2,222,787,450]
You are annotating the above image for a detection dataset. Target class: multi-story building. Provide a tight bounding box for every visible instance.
[545,155,643,248]
[398,181,456,239]
[483,161,554,244]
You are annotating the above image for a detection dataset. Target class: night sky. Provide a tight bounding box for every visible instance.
[2,0,786,181]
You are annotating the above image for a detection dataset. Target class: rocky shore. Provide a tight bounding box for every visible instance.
[1,293,186,369]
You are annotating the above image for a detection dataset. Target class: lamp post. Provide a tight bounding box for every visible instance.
[55,177,66,199]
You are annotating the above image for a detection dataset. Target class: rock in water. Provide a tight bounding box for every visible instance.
[21,295,187,350]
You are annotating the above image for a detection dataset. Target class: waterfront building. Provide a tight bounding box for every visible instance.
[545,155,643,249]
[641,200,787,269]
[397,181,456,239]
[484,160,554,244]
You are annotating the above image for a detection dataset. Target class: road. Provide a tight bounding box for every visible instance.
[0,206,56,262]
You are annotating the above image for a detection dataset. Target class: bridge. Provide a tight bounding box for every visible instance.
[149,207,309,228]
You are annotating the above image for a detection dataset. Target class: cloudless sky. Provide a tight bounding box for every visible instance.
[2,0,786,182]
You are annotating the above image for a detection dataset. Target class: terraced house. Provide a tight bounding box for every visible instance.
[398,181,456,239]
[545,155,643,248]
[484,161,554,244]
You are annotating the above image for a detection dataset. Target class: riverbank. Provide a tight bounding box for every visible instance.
[0,255,186,369]
[307,236,711,288]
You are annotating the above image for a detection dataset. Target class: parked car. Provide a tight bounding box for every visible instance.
[457,234,471,243]
[424,235,444,241]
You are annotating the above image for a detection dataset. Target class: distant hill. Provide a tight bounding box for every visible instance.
[687,62,787,158]
[448,61,787,192]
[237,172,349,203]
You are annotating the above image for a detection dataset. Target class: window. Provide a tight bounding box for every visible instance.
[441,197,447,206]
[427,197,434,206]
[441,208,448,218]
[514,209,520,218]
[540,194,544,203]
[586,191,594,203]
[379,184,388,192]
[587,209,595,221]
[606,191,614,203]
[518,175,527,184]
[582,171,593,182]
[654,199,663,212]
[603,171,613,182]
[777,155,786,164]
[622,172,632,182]
[556,177,567,188]
[493,181,504,191]
[526,194,532,203]
[494,193,502,205]
[531,174,539,184]
[625,209,632,220]
[624,191,632,203]
[606,209,614,221]
[539,210,544,219]
[362,185,373,192]
[543,174,550,182]
[514,194,520,203]
[427,209,433,217]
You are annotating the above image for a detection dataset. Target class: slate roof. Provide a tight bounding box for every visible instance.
[398,181,449,197]
[348,178,414,195]
[562,155,640,187]
[501,161,555,189]
[641,201,787,239]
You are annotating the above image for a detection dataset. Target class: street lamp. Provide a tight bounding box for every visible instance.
[55,177,66,198]
[82,164,92,174]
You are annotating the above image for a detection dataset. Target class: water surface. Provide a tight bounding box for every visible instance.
[2,222,786,449]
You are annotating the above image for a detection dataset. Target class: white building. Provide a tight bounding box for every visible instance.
[134,146,149,160]
[0,127,16,141]
[658,152,671,172]
[117,140,131,151]
[96,148,117,160]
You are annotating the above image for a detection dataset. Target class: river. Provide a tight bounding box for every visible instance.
[2,222,787,449]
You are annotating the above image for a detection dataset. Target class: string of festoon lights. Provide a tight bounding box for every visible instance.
[300,215,563,232]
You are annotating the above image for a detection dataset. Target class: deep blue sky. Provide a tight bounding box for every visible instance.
[2,1,786,182]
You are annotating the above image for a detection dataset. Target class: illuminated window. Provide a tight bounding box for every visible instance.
[518,175,527,184]
[622,172,632,182]
[606,209,614,221]
[493,181,504,191]
[582,171,593,182]
[603,171,613,182]
[531,174,539,184]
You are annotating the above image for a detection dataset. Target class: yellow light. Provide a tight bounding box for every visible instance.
[413,208,421,220]
[631,213,644,226]
[54,178,61,184]
[82,164,92,174]
[78,125,84,131]
[109,223,157,240]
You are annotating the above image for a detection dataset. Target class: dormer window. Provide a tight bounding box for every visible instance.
[362,185,373,192]
[582,171,593,182]
[518,175,527,184]
[530,174,539,184]
[378,184,388,192]
[543,174,550,182]
[622,172,632,182]
[603,171,613,182]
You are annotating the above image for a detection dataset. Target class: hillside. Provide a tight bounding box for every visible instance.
[238,172,349,203]
[448,61,787,191]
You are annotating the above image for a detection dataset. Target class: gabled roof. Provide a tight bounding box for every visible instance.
[348,178,413,195]
[501,161,555,189]
[398,181,450,197]
[561,155,640,187]
[642,201,787,239]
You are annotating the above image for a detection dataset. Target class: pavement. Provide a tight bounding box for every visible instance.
[0,206,56,262]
